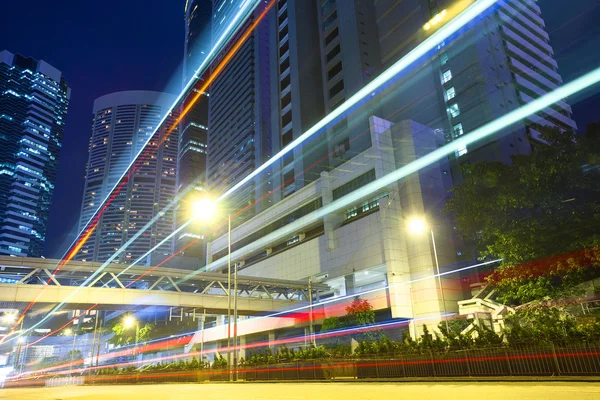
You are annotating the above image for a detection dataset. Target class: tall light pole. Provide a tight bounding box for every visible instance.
[407,217,450,332]
[233,259,238,381]
[65,328,77,375]
[227,213,232,381]
[191,198,233,380]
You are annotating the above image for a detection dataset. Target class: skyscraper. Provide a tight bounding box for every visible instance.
[0,50,70,257]
[76,91,178,264]
[206,0,274,223]
[268,0,327,202]
[174,0,211,259]
[373,0,576,162]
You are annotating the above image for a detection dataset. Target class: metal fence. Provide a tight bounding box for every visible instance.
[242,342,600,380]
[6,342,600,388]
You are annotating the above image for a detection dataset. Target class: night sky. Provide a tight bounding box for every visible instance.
[1,0,599,258]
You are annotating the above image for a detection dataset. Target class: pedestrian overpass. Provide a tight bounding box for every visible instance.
[0,256,328,315]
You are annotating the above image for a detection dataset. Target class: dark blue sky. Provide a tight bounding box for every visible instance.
[0,0,188,257]
[1,0,599,258]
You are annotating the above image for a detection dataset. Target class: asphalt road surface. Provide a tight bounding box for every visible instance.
[1,382,599,399]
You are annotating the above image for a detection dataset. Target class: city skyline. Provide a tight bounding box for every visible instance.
[1,0,600,394]
[0,0,598,258]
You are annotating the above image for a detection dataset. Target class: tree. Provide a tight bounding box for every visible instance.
[320,316,343,333]
[65,349,83,362]
[447,127,600,304]
[106,318,197,347]
[345,297,376,327]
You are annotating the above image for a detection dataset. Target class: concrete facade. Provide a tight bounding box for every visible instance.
[207,115,464,336]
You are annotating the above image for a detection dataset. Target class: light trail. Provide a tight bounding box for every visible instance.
[9,345,600,388]
[1,0,277,346]
[10,256,495,373]
[8,0,600,348]
[71,0,263,252]
[179,65,600,282]
[95,0,501,284]
[12,314,446,379]
[217,0,498,201]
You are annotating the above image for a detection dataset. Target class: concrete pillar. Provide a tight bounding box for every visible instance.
[319,172,343,251]
[268,332,276,351]
[345,274,355,296]
[238,336,246,362]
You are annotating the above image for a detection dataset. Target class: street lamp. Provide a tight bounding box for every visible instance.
[123,315,139,357]
[191,198,218,221]
[191,197,236,381]
[2,313,16,324]
[64,328,77,375]
[407,216,450,332]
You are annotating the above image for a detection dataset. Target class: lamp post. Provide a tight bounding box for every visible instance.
[191,198,234,381]
[123,315,139,358]
[65,328,77,375]
[407,217,449,332]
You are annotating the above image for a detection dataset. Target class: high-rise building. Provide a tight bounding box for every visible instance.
[201,0,578,340]
[374,0,576,163]
[268,0,327,202]
[313,0,383,167]
[174,0,211,259]
[206,0,274,223]
[0,50,70,257]
[76,91,178,264]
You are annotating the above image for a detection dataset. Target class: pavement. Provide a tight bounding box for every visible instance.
[2,382,600,400]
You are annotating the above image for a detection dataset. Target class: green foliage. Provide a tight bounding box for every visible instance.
[245,345,330,365]
[212,353,227,369]
[447,127,600,305]
[64,349,83,362]
[345,297,376,327]
[106,317,198,347]
[321,316,343,333]
[502,305,600,345]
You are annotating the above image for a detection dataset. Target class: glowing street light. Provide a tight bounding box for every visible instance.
[123,315,136,329]
[64,328,73,336]
[190,196,237,381]
[191,198,218,221]
[2,313,16,324]
[407,217,428,235]
[407,216,449,332]
[123,315,139,357]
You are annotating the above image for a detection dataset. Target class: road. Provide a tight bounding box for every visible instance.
[2,382,600,399]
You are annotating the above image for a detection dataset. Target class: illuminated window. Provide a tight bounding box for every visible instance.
[447,104,460,118]
[440,52,449,66]
[441,70,452,84]
[453,123,464,137]
[458,146,467,157]
[445,87,456,101]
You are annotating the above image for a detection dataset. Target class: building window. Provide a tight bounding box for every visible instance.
[445,87,456,101]
[441,69,452,84]
[323,11,338,30]
[329,80,345,98]
[453,123,464,137]
[321,0,335,15]
[334,137,350,159]
[332,169,376,200]
[458,146,468,157]
[328,61,343,80]
[325,27,339,46]
[447,104,460,118]
[326,44,341,63]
